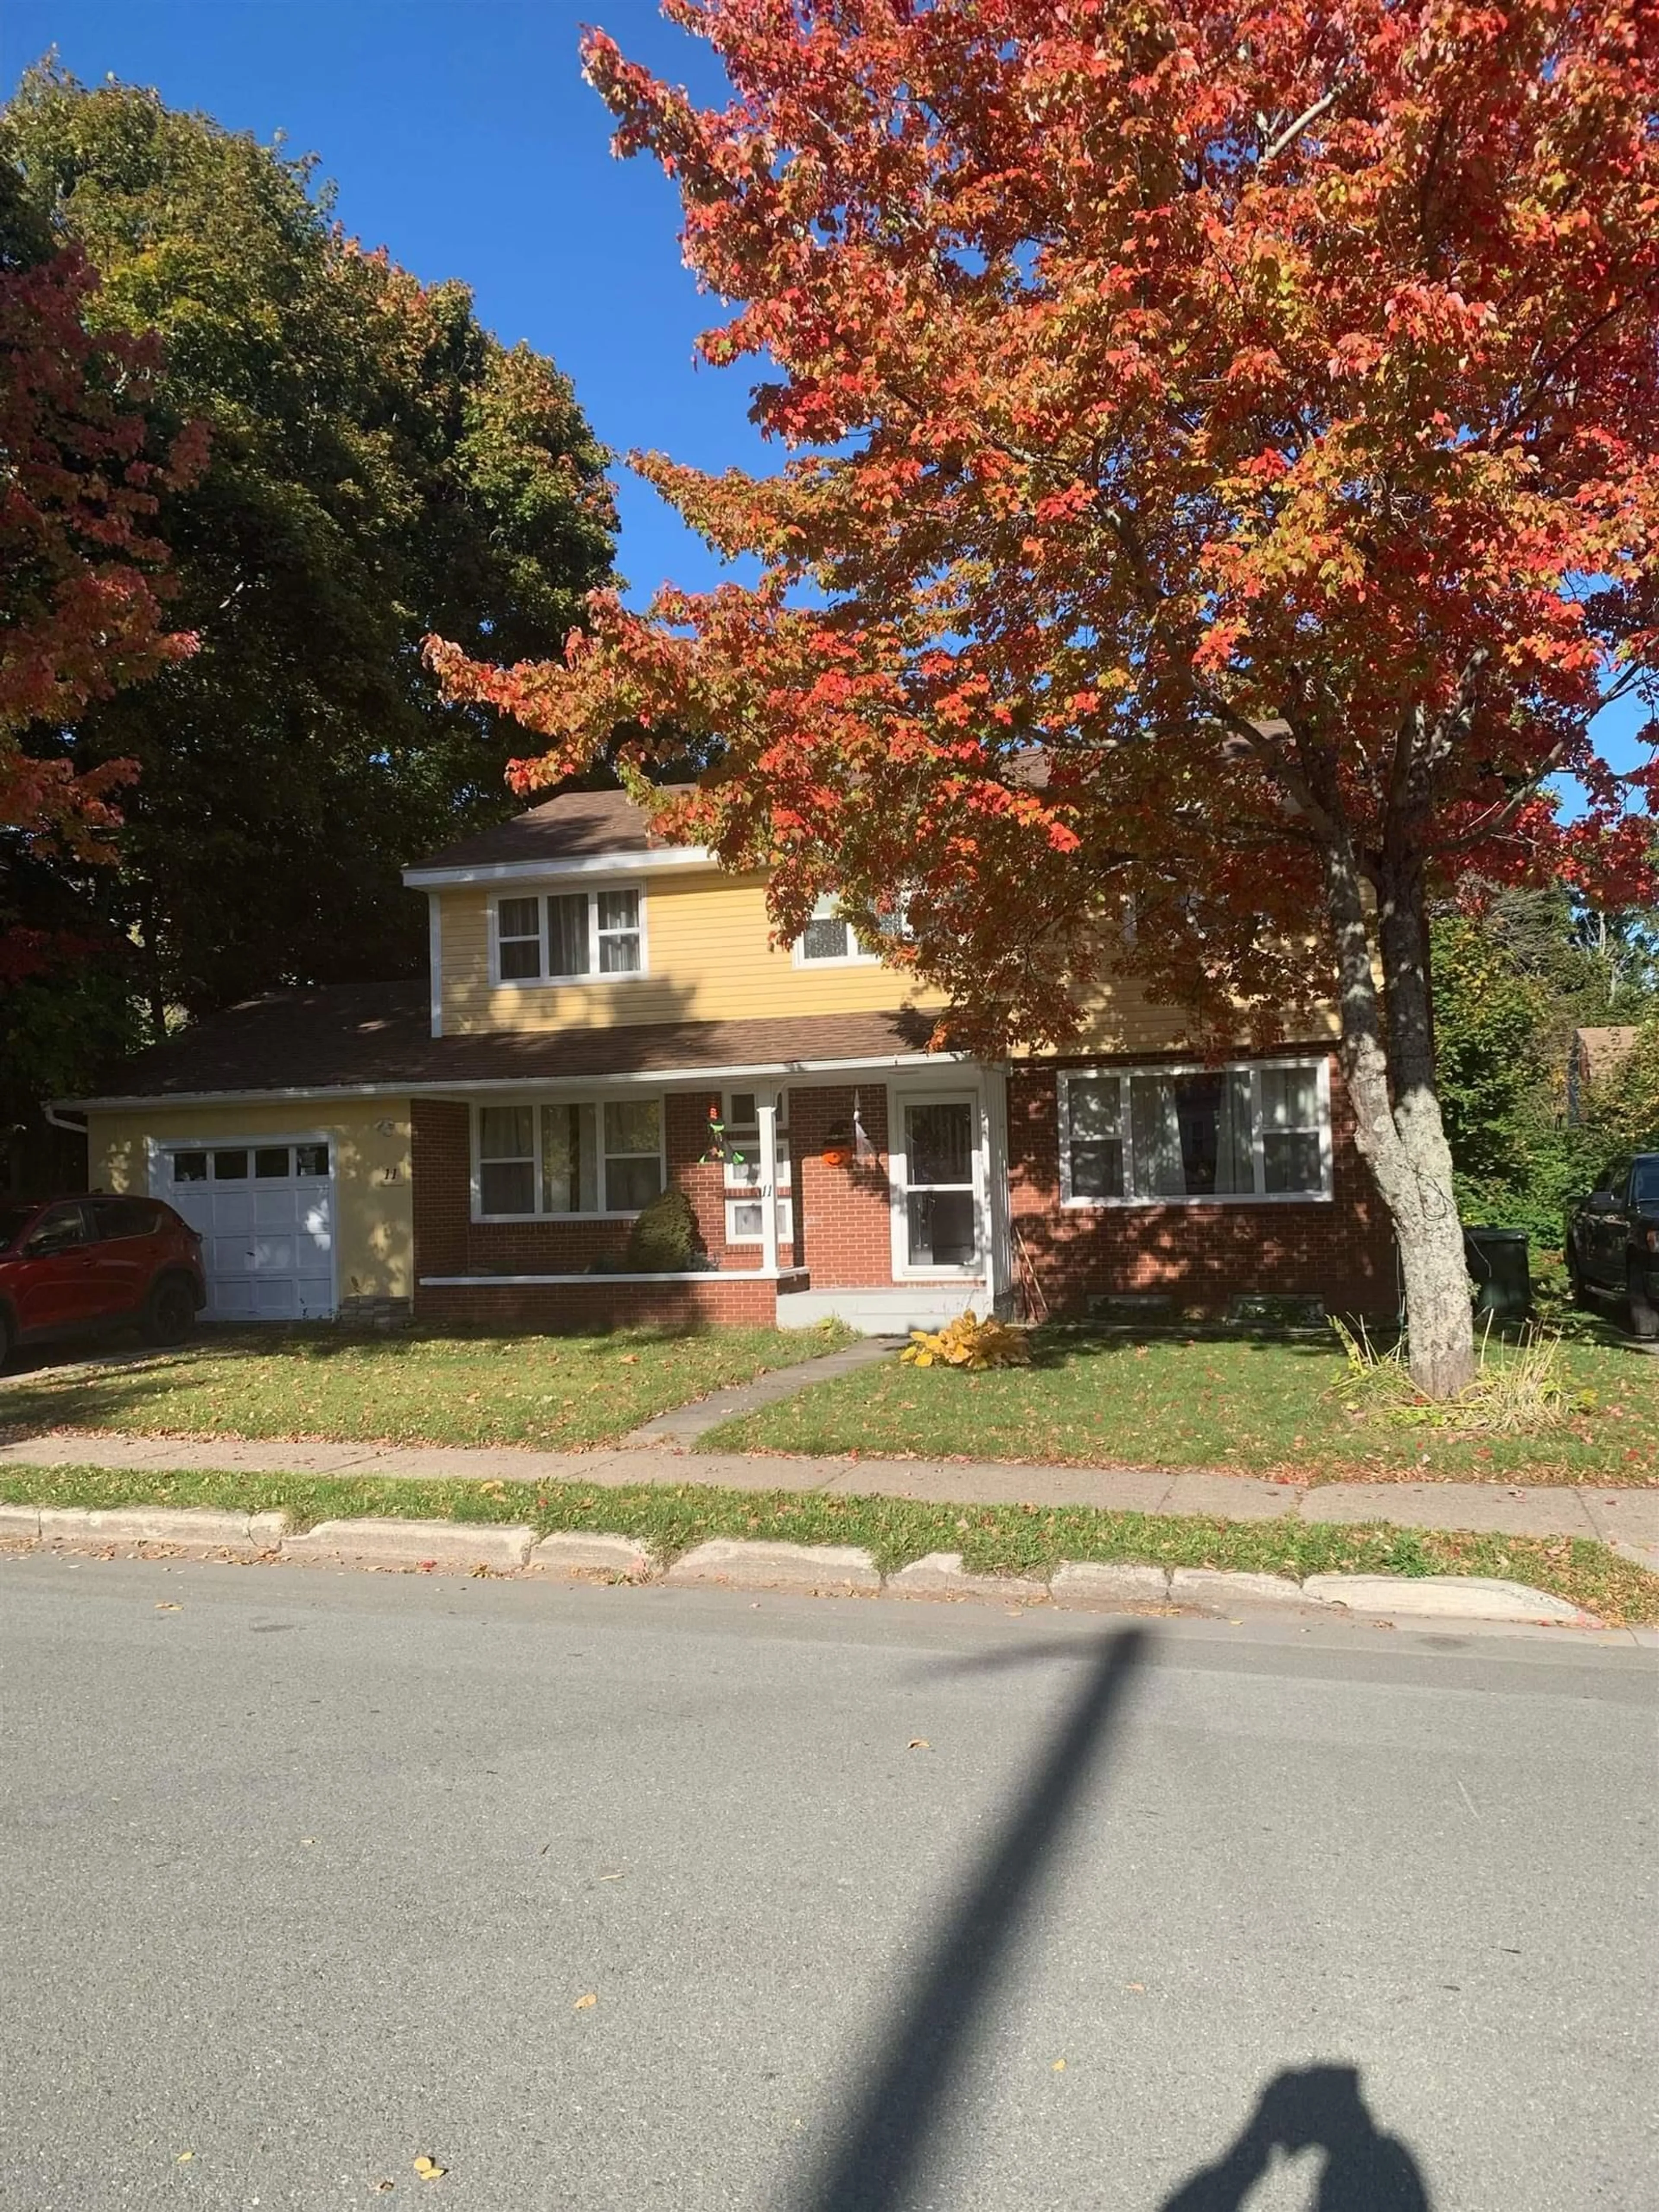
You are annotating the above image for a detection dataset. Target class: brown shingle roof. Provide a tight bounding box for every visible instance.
[64,984,946,1104]
[409,786,696,875]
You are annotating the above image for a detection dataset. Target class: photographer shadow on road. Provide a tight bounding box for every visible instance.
[1160,2063,1432,2211]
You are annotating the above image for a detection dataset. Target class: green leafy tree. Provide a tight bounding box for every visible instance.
[1430,919,1551,1211]
[1431,891,1659,1245]
[2,63,615,1025]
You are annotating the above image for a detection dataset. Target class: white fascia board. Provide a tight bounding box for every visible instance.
[401,846,715,888]
[57,1052,969,1114]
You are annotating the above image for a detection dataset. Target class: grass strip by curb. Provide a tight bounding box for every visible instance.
[4,1463,1657,1626]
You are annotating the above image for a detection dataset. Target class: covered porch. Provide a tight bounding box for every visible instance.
[408,1059,1012,1335]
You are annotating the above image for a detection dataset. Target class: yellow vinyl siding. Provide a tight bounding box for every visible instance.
[437,866,1339,1049]
[440,872,945,1033]
[1065,986,1340,1057]
[88,1098,413,1302]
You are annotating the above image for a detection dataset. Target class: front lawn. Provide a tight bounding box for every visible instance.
[0,1323,853,1451]
[700,1327,1659,1484]
[3,1461,1656,1623]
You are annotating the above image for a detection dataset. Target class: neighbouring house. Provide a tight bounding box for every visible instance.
[57,787,1398,1334]
[1567,1025,1640,1126]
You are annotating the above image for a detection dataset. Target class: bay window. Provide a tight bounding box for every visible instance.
[1059,1061,1330,1204]
[475,1095,664,1218]
[492,886,645,983]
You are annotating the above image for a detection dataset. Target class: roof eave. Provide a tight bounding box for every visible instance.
[402,846,716,889]
[57,1049,964,1114]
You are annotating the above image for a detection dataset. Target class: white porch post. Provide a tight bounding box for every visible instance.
[757,1089,780,1275]
[979,1089,998,1307]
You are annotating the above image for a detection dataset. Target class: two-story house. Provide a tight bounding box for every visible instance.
[61,786,1398,1331]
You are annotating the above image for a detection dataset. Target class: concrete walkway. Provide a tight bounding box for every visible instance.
[3,1430,1655,1567]
[620,1334,902,1444]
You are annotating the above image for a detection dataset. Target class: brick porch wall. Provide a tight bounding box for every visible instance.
[409,1095,812,1331]
[789,1082,897,1288]
[1007,1054,1398,1319]
[410,1093,797,1286]
[416,1275,780,1332]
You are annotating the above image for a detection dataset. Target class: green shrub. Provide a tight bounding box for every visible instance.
[625,1184,710,1273]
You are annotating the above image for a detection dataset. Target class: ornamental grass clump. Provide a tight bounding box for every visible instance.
[1328,1317,1573,1434]
[901,1311,1031,1372]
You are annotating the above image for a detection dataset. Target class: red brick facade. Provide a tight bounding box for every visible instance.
[411,1093,791,1286]
[417,1274,782,1333]
[1006,1053,1398,1320]
[789,1082,897,1288]
[409,1053,1396,1332]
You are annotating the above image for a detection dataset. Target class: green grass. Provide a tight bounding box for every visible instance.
[701,1327,1659,1484]
[0,1322,855,1451]
[3,1461,1655,1623]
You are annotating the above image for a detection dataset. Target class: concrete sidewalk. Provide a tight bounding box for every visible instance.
[2,1429,1655,1566]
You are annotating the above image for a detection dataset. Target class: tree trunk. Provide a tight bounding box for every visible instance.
[1322,838,1476,1399]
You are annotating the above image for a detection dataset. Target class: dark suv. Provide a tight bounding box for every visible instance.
[0,1196,207,1367]
[1566,1154,1659,1340]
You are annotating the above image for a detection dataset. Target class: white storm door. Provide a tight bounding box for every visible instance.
[896,1097,982,1274]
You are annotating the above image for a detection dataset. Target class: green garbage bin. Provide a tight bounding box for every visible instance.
[1464,1226,1531,1321]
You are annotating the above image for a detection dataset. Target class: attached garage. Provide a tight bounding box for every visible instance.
[159,1137,336,1321]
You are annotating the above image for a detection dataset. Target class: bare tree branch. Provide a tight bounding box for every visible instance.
[1260,81,1348,165]
[1437,734,1573,853]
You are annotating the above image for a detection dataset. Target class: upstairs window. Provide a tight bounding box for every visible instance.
[493,887,645,984]
[497,897,543,980]
[1059,1061,1332,1205]
[795,895,880,967]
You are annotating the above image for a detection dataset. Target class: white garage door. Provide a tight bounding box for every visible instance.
[160,1139,336,1321]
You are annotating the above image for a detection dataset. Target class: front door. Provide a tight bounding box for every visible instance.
[899,1098,980,1272]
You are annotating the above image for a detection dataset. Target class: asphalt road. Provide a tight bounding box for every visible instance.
[0,1556,1653,2212]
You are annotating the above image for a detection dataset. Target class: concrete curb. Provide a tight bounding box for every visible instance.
[886,1551,1049,1604]
[529,1531,657,1581]
[0,1508,1621,1626]
[280,1518,536,1570]
[665,1539,881,1595]
[1302,1572,1595,1623]
[1051,1561,1171,1607]
[1170,1566,1305,1610]
[7,1503,286,1556]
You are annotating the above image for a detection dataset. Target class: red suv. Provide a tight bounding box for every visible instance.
[0,1196,207,1368]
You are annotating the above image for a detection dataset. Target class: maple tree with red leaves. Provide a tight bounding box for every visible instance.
[1,211,204,983]
[429,0,1659,1395]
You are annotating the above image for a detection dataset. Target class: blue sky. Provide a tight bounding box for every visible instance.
[3,0,1649,790]
[3,0,760,608]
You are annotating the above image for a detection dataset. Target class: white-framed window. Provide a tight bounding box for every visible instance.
[490,885,646,985]
[793,894,881,968]
[721,1089,793,1245]
[474,1095,665,1219]
[1058,1060,1332,1205]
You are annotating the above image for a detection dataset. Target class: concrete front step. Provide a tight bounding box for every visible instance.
[779,1285,994,1334]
